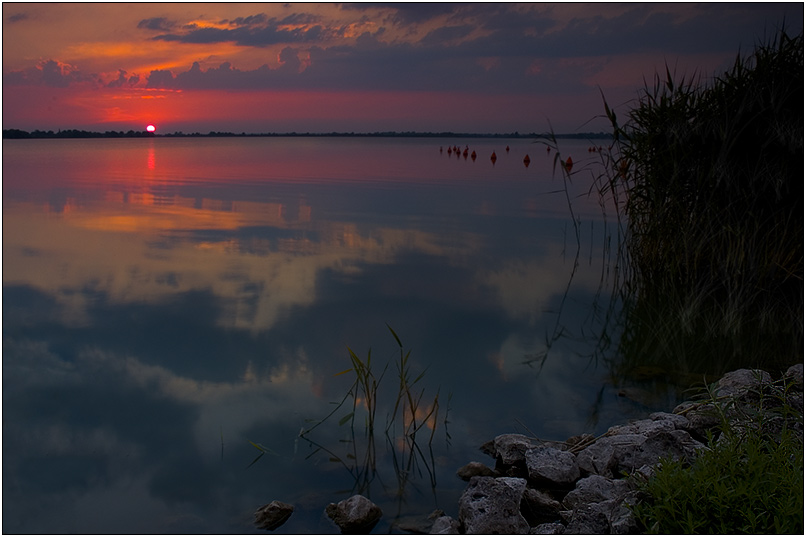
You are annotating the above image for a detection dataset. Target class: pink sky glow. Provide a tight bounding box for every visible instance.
[3,2,802,134]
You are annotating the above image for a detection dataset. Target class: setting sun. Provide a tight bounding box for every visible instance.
[146,124,156,132]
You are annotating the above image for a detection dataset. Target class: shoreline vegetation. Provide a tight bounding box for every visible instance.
[596,27,802,379]
[2,128,610,140]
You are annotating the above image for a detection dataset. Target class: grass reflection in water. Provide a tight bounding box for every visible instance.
[256,324,449,513]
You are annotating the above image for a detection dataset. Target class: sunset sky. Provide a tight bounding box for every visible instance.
[3,2,802,134]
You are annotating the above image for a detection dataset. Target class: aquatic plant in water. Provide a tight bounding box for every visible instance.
[298,324,445,501]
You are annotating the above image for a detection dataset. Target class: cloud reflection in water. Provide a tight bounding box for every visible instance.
[3,137,631,533]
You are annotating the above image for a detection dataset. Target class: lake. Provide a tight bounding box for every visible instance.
[3,136,671,533]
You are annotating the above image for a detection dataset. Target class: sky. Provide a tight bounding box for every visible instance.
[2,2,802,134]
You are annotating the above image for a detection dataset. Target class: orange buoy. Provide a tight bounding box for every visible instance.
[506,145,510,153]
[523,154,530,167]
[546,145,551,153]
[491,151,497,164]
[565,156,573,170]
[471,150,477,161]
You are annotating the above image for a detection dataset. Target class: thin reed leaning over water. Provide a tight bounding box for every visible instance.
[594,27,803,380]
[297,324,445,501]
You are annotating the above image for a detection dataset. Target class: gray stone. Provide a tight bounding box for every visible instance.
[494,434,538,467]
[632,464,656,481]
[325,494,382,534]
[480,439,497,458]
[457,461,497,481]
[562,497,638,535]
[396,510,445,534]
[531,522,566,534]
[674,401,721,439]
[562,502,611,534]
[562,475,631,510]
[576,434,644,478]
[606,417,674,437]
[785,364,803,388]
[565,434,596,452]
[458,476,530,534]
[429,516,461,534]
[577,429,704,478]
[649,411,690,429]
[520,487,562,526]
[614,429,704,474]
[254,500,294,531]
[609,493,641,534]
[715,368,772,398]
[525,446,580,487]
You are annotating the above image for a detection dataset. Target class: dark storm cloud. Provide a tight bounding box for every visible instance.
[3,59,97,88]
[226,12,268,26]
[420,24,475,46]
[7,12,29,23]
[9,3,801,97]
[106,69,139,88]
[153,13,330,46]
[137,17,177,31]
[340,3,464,25]
[143,3,799,95]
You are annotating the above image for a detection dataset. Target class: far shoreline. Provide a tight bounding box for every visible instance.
[2,128,612,140]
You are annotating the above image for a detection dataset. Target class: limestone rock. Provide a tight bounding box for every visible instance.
[562,496,639,535]
[457,461,497,481]
[649,411,690,429]
[458,476,530,534]
[562,475,631,510]
[530,522,566,534]
[254,500,294,531]
[576,433,644,478]
[325,494,382,534]
[615,429,704,473]
[577,428,703,478]
[715,368,772,398]
[525,446,580,487]
[493,434,537,467]
[395,509,445,534]
[785,363,803,388]
[673,401,721,440]
[565,433,596,452]
[430,516,461,534]
[520,487,562,526]
[562,502,611,534]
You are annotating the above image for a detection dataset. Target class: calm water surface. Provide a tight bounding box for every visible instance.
[3,137,664,533]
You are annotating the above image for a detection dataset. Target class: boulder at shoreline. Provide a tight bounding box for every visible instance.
[428,365,803,534]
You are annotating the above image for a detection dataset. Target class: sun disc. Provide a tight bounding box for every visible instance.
[146,124,156,132]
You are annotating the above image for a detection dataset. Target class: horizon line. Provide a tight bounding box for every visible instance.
[3,128,612,140]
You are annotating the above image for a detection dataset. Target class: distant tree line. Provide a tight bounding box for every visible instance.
[3,128,156,139]
[3,128,611,140]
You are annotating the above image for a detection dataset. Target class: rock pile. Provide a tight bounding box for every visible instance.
[252,365,802,534]
[432,364,802,534]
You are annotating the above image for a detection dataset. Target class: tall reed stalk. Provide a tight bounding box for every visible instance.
[298,325,443,499]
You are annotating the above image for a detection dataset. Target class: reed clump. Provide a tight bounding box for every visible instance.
[599,28,803,374]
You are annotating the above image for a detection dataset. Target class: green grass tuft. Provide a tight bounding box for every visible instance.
[631,374,804,533]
